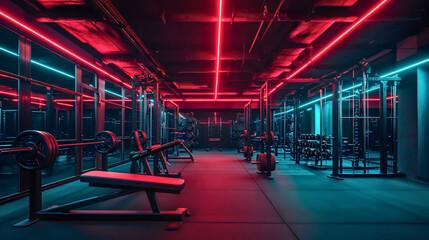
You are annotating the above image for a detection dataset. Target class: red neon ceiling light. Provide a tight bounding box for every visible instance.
[0,10,132,89]
[167,98,259,102]
[214,0,223,100]
[268,0,390,96]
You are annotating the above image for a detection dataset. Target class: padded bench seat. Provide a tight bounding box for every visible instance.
[81,171,185,192]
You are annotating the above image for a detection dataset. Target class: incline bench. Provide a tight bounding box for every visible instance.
[130,140,194,177]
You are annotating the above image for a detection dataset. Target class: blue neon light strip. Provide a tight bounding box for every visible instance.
[30,60,74,78]
[0,46,17,56]
[341,85,379,100]
[0,45,74,78]
[105,89,122,98]
[274,83,364,116]
[381,58,429,78]
[273,57,429,117]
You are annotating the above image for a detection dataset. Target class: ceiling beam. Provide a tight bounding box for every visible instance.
[165,9,358,23]
[163,9,422,23]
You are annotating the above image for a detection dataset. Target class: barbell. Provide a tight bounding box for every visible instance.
[130,130,147,151]
[255,131,275,146]
[1,130,118,171]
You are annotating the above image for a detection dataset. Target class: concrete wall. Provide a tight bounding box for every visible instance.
[397,70,418,177]
[417,67,429,180]
[396,28,429,179]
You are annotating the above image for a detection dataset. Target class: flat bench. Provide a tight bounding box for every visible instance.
[30,170,190,230]
[81,171,185,193]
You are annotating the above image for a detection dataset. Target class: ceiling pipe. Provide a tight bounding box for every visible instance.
[90,0,181,96]
[248,5,268,54]
[259,0,285,42]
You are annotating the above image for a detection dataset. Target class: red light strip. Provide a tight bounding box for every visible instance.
[214,0,223,100]
[167,98,259,102]
[12,99,47,106]
[168,101,179,108]
[183,92,239,96]
[0,10,132,89]
[0,90,18,98]
[268,0,390,96]
[56,102,74,107]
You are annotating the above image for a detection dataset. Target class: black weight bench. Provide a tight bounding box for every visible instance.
[27,170,190,230]
[130,140,194,177]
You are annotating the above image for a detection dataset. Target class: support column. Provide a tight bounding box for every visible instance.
[379,81,388,174]
[131,81,138,131]
[332,81,340,177]
[75,66,83,175]
[155,81,160,144]
[95,78,105,170]
[294,97,300,163]
[18,37,33,192]
[266,81,272,178]
[259,86,264,153]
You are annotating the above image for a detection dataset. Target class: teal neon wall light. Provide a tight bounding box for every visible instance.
[274,56,429,117]
[381,58,429,78]
[0,45,74,78]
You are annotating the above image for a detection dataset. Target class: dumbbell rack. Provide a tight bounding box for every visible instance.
[297,134,332,169]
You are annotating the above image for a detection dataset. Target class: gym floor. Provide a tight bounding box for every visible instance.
[1,150,429,240]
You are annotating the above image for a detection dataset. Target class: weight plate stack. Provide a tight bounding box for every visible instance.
[185,131,194,139]
[256,153,276,172]
[94,131,118,154]
[12,130,58,170]
[184,139,193,148]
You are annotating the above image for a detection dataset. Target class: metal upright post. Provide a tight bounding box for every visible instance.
[259,85,264,153]
[153,81,160,174]
[332,81,340,177]
[18,37,33,192]
[131,81,137,131]
[266,82,272,178]
[143,88,148,134]
[392,81,398,173]
[283,101,286,159]
[294,97,300,163]
[75,66,83,175]
[155,81,160,144]
[121,87,125,162]
[139,86,143,130]
[380,81,388,174]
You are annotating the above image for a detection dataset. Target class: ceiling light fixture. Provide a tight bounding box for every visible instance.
[214,0,223,100]
[268,0,390,96]
[0,9,132,89]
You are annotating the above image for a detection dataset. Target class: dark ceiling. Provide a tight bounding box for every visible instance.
[15,0,429,106]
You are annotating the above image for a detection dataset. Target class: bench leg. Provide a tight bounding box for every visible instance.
[146,191,161,213]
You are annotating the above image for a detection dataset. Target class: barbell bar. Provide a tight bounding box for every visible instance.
[1,130,118,171]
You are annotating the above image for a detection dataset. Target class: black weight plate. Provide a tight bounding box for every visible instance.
[41,131,59,168]
[184,139,193,148]
[238,140,246,148]
[237,114,245,123]
[257,153,276,172]
[130,130,147,151]
[37,131,55,168]
[186,124,194,131]
[186,115,195,123]
[12,130,54,170]
[185,131,194,139]
[237,124,245,131]
[94,131,118,154]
